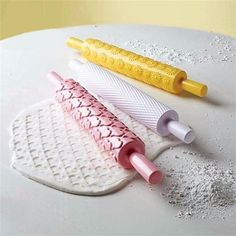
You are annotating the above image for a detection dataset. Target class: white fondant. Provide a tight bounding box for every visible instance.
[9,99,180,195]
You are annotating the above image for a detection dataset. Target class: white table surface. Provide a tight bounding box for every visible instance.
[1,24,236,236]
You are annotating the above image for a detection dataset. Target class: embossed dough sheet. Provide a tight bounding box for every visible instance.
[9,98,180,195]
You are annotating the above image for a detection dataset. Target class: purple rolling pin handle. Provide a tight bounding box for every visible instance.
[48,71,162,184]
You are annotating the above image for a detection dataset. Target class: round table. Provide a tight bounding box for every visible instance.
[1,24,235,235]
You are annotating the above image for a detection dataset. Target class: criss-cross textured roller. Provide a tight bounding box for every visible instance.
[69,60,195,144]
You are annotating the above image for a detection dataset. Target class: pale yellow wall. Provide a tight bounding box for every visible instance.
[0,0,235,40]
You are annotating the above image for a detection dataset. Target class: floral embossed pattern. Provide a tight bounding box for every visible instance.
[81,38,185,93]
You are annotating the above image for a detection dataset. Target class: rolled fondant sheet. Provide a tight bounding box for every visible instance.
[69,60,195,144]
[9,99,180,195]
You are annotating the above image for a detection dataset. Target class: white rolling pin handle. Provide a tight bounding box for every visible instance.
[166,120,195,144]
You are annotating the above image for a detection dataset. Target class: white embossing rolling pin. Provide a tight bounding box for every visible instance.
[69,60,195,144]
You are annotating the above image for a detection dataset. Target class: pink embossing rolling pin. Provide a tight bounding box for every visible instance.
[48,71,162,184]
[69,60,196,144]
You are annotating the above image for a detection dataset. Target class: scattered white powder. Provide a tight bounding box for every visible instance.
[124,34,236,219]
[155,152,236,219]
[125,35,236,65]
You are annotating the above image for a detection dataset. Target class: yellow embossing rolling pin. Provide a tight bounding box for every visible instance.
[67,37,208,97]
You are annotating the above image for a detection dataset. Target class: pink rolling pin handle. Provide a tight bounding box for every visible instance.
[129,153,163,184]
[48,71,162,184]
[48,71,64,89]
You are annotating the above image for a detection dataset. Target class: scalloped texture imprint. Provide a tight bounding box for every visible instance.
[9,99,180,195]
[77,38,186,93]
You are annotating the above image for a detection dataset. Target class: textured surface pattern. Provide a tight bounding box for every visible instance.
[72,62,178,136]
[56,78,145,168]
[10,99,179,195]
[76,38,186,93]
